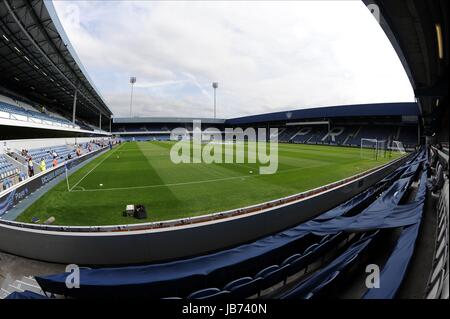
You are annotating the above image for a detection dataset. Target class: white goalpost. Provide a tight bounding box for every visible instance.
[360,138,387,160]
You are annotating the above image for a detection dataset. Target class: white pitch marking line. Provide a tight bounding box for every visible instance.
[16,280,40,289]
[69,143,124,192]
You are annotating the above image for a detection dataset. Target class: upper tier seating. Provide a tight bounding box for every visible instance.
[120,135,170,142]
[0,101,75,127]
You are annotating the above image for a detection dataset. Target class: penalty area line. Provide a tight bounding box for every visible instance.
[68,144,124,192]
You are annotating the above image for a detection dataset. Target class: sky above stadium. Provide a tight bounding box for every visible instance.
[52,0,415,119]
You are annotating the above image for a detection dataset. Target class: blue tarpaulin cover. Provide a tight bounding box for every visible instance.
[363,170,427,298]
[5,290,48,299]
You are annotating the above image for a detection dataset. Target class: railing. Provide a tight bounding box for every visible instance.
[426,179,449,299]
[426,145,449,299]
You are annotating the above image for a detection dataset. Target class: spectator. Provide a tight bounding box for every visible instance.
[19,172,27,181]
[27,157,34,177]
[52,157,58,168]
[67,153,72,160]
[52,150,58,158]
[39,158,46,172]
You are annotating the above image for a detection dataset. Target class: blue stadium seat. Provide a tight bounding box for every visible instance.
[199,290,230,300]
[320,234,331,243]
[284,251,314,278]
[187,287,221,299]
[304,243,319,254]
[305,270,341,299]
[281,253,302,267]
[223,277,262,299]
[255,264,290,292]
[223,276,253,291]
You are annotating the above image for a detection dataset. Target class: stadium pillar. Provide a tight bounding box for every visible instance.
[99,113,102,131]
[417,123,420,145]
[328,121,331,143]
[72,89,78,124]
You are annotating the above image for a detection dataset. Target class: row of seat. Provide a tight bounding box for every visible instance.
[281,231,378,299]
[0,155,19,179]
[0,155,23,190]
[27,145,77,169]
[0,101,74,127]
[165,232,351,299]
[279,125,417,147]
[120,135,171,142]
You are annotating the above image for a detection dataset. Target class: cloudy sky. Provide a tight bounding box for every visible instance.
[52,0,415,119]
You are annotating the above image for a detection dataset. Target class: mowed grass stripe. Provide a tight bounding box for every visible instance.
[69,143,124,191]
[16,142,400,226]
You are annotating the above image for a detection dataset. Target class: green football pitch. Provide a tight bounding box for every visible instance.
[16,142,401,226]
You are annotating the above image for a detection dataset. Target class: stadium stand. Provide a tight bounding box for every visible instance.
[0,154,23,191]
[112,103,420,148]
[0,100,77,128]
[346,126,398,146]
[26,145,76,169]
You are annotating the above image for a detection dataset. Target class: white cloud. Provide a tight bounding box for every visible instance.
[53,0,415,118]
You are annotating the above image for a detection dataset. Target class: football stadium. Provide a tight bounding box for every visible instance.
[0,0,448,304]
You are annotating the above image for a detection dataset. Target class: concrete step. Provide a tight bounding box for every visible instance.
[0,277,45,299]
[0,288,11,299]
[15,280,42,294]
[21,276,39,286]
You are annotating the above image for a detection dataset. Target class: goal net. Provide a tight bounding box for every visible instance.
[390,140,406,154]
[360,138,387,160]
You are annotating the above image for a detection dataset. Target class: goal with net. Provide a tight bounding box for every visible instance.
[360,138,387,160]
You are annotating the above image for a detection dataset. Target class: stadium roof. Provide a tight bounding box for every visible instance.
[362,0,448,135]
[0,0,112,124]
[226,102,420,125]
[114,117,226,124]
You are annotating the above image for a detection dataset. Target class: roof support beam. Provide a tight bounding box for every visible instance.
[72,87,77,124]
[2,0,106,117]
